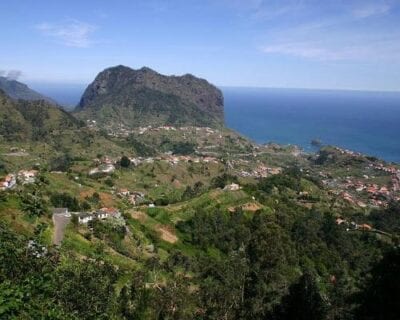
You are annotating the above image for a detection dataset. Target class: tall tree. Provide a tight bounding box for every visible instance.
[356,248,400,320]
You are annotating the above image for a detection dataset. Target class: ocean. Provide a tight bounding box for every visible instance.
[223,87,400,163]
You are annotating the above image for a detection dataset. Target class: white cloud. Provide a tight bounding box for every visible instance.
[262,39,400,62]
[263,43,329,59]
[352,2,391,18]
[258,1,399,62]
[36,20,97,48]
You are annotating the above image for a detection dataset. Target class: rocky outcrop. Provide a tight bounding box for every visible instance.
[75,65,224,128]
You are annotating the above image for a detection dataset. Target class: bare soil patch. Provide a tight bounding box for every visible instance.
[131,210,148,223]
[156,225,178,243]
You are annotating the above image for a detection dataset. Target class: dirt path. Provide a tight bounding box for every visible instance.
[52,214,71,246]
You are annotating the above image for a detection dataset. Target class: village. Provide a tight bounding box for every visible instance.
[86,120,223,140]
[322,172,400,208]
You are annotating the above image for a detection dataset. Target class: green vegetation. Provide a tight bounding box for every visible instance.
[0,74,399,319]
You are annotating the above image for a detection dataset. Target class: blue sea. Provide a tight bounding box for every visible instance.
[223,87,400,163]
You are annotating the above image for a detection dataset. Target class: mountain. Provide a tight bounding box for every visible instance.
[75,65,224,128]
[0,89,80,141]
[0,76,56,104]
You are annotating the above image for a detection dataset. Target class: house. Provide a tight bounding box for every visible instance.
[89,164,115,176]
[118,188,130,197]
[98,207,121,218]
[224,183,241,191]
[78,213,94,224]
[129,192,145,205]
[18,170,38,184]
[341,192,355,204]
[96,211,109,220]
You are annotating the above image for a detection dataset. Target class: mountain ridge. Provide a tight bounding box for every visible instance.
[0,76,56,104]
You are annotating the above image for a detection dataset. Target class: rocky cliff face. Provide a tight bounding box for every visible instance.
[75,65,224,128]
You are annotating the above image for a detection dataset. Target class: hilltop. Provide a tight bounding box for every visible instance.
[0,76,55,103]
[75,65,224,128]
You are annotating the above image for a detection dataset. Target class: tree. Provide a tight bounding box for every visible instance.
[171,142,195,155]
[244,213,298,317]
[118,271,151,319]
[49,153,72,172]
[273,272,327,320]
[120,155,131,168]
[50,192,80,211]
[356,248,400,320]
[197,250,249,319]
[20,189,48,217]
[53,259,118,319]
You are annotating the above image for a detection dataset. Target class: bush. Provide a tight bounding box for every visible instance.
[104,177,114,187]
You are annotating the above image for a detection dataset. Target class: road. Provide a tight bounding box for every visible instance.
[52,214,71,246]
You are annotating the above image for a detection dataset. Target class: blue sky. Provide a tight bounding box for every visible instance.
[1,0,400,91]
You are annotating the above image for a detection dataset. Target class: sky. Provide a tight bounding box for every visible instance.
[1,0,400,91]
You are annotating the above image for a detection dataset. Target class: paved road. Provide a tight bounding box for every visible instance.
[52,214,71,246]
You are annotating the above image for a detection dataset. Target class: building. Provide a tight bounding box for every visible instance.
[96,210,110,220]
[118,188,130,197]
[78,213,94,224]
[18,170,38,184]
[98,207,121,218]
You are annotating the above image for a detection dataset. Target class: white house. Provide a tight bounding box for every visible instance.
[78,213,94,224]
[96,211,110,220]
[98,207,121,218]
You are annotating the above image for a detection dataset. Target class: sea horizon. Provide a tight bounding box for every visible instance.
[223,87,400,163]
